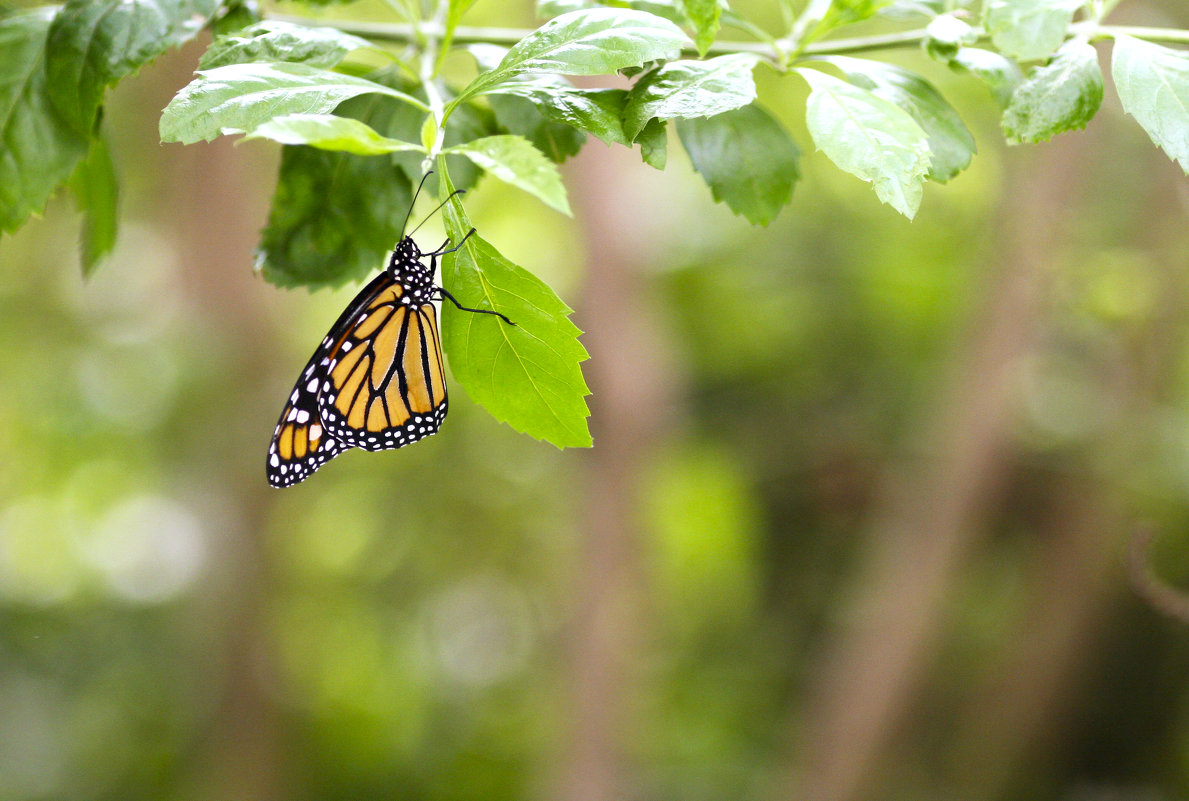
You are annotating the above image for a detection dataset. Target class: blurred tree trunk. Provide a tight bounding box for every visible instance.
[151,39,287,801]
[785,135,1094,801]
[555,143,676,801]
[942,475,1125,800]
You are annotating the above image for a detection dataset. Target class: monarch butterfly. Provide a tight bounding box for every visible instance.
[266,173,512,488]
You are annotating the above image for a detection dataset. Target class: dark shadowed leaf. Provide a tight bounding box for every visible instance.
[256,88,420,289]
[70,135,119,276]
[487,80,630,146]
[489,93,587,162]
[47,0,220,134]
[636,117,668,169]
[677,103,799,225]
[0,8,90,234]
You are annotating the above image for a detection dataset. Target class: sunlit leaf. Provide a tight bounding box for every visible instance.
[439,171,591,448]
[453,8,689,106]
[243,113,425,155]
[160,63,427,145]
[199,20,377,69]
[1002,37,1102,145]
[950,47,1023,106]
[447,135,572,215]
[797,67,929,219]
[924,13,976,61]
[683,0,721,55]
[1112,35,1189,174]
[982,0,1081,62]
[823,56,975,181]
[623,53,759,139]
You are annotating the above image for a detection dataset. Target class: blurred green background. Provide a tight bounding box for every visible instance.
[4,3,1189,800]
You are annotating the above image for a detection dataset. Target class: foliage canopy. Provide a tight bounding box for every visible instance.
[3,0,1189,446]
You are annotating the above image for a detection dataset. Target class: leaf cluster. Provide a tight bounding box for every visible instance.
[3,0,1189,448]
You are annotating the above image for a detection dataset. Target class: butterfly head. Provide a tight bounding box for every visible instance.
[387,237,435,305]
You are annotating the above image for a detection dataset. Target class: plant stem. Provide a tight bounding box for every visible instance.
[418,3,449,171]
[267,13,1189,58]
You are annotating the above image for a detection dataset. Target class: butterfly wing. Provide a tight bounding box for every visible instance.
[318,279,448,451]
[266,272,399,488]
[266,352,345,488]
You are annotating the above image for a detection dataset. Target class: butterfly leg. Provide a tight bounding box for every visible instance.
[436,286,514,325]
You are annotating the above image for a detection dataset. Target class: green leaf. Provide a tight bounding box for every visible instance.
[70,135,119,276]
[924,13,976,61]
[489,93,587,162]
[47,0,220,134]
[982,0,1081,62]
[677,103,799,225]
[623,53,759,139]
[199,20,377,69]
[636,117,668,169]
[212,1,264,37]
[0,8,90,234]
[447,135,572,215]
[1002,37,1102,145]
[447,0,481,34]
[822,56,975,182]
[949,47,1022,106]
[1112,35,1189,174]
[797,67,930,219]
[454,8,690,106]
[537,0,591,16]
[257,89,419,289]
[799,0,894,43]
[159,62,427,145]
[487,80,630,145]
[242,113,425,155]
[439,171,592,449]
[683,0,721,56]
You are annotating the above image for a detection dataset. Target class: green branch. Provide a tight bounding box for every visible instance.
[267,13,1189,62]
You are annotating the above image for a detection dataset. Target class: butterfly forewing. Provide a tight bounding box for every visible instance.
[266,348,344,488]
[318,282,449,451]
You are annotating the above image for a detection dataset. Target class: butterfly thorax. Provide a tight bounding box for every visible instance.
[387,237,435,306]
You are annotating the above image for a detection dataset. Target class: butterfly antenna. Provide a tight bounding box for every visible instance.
[408,189,466,237]
[401,171,435,239]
